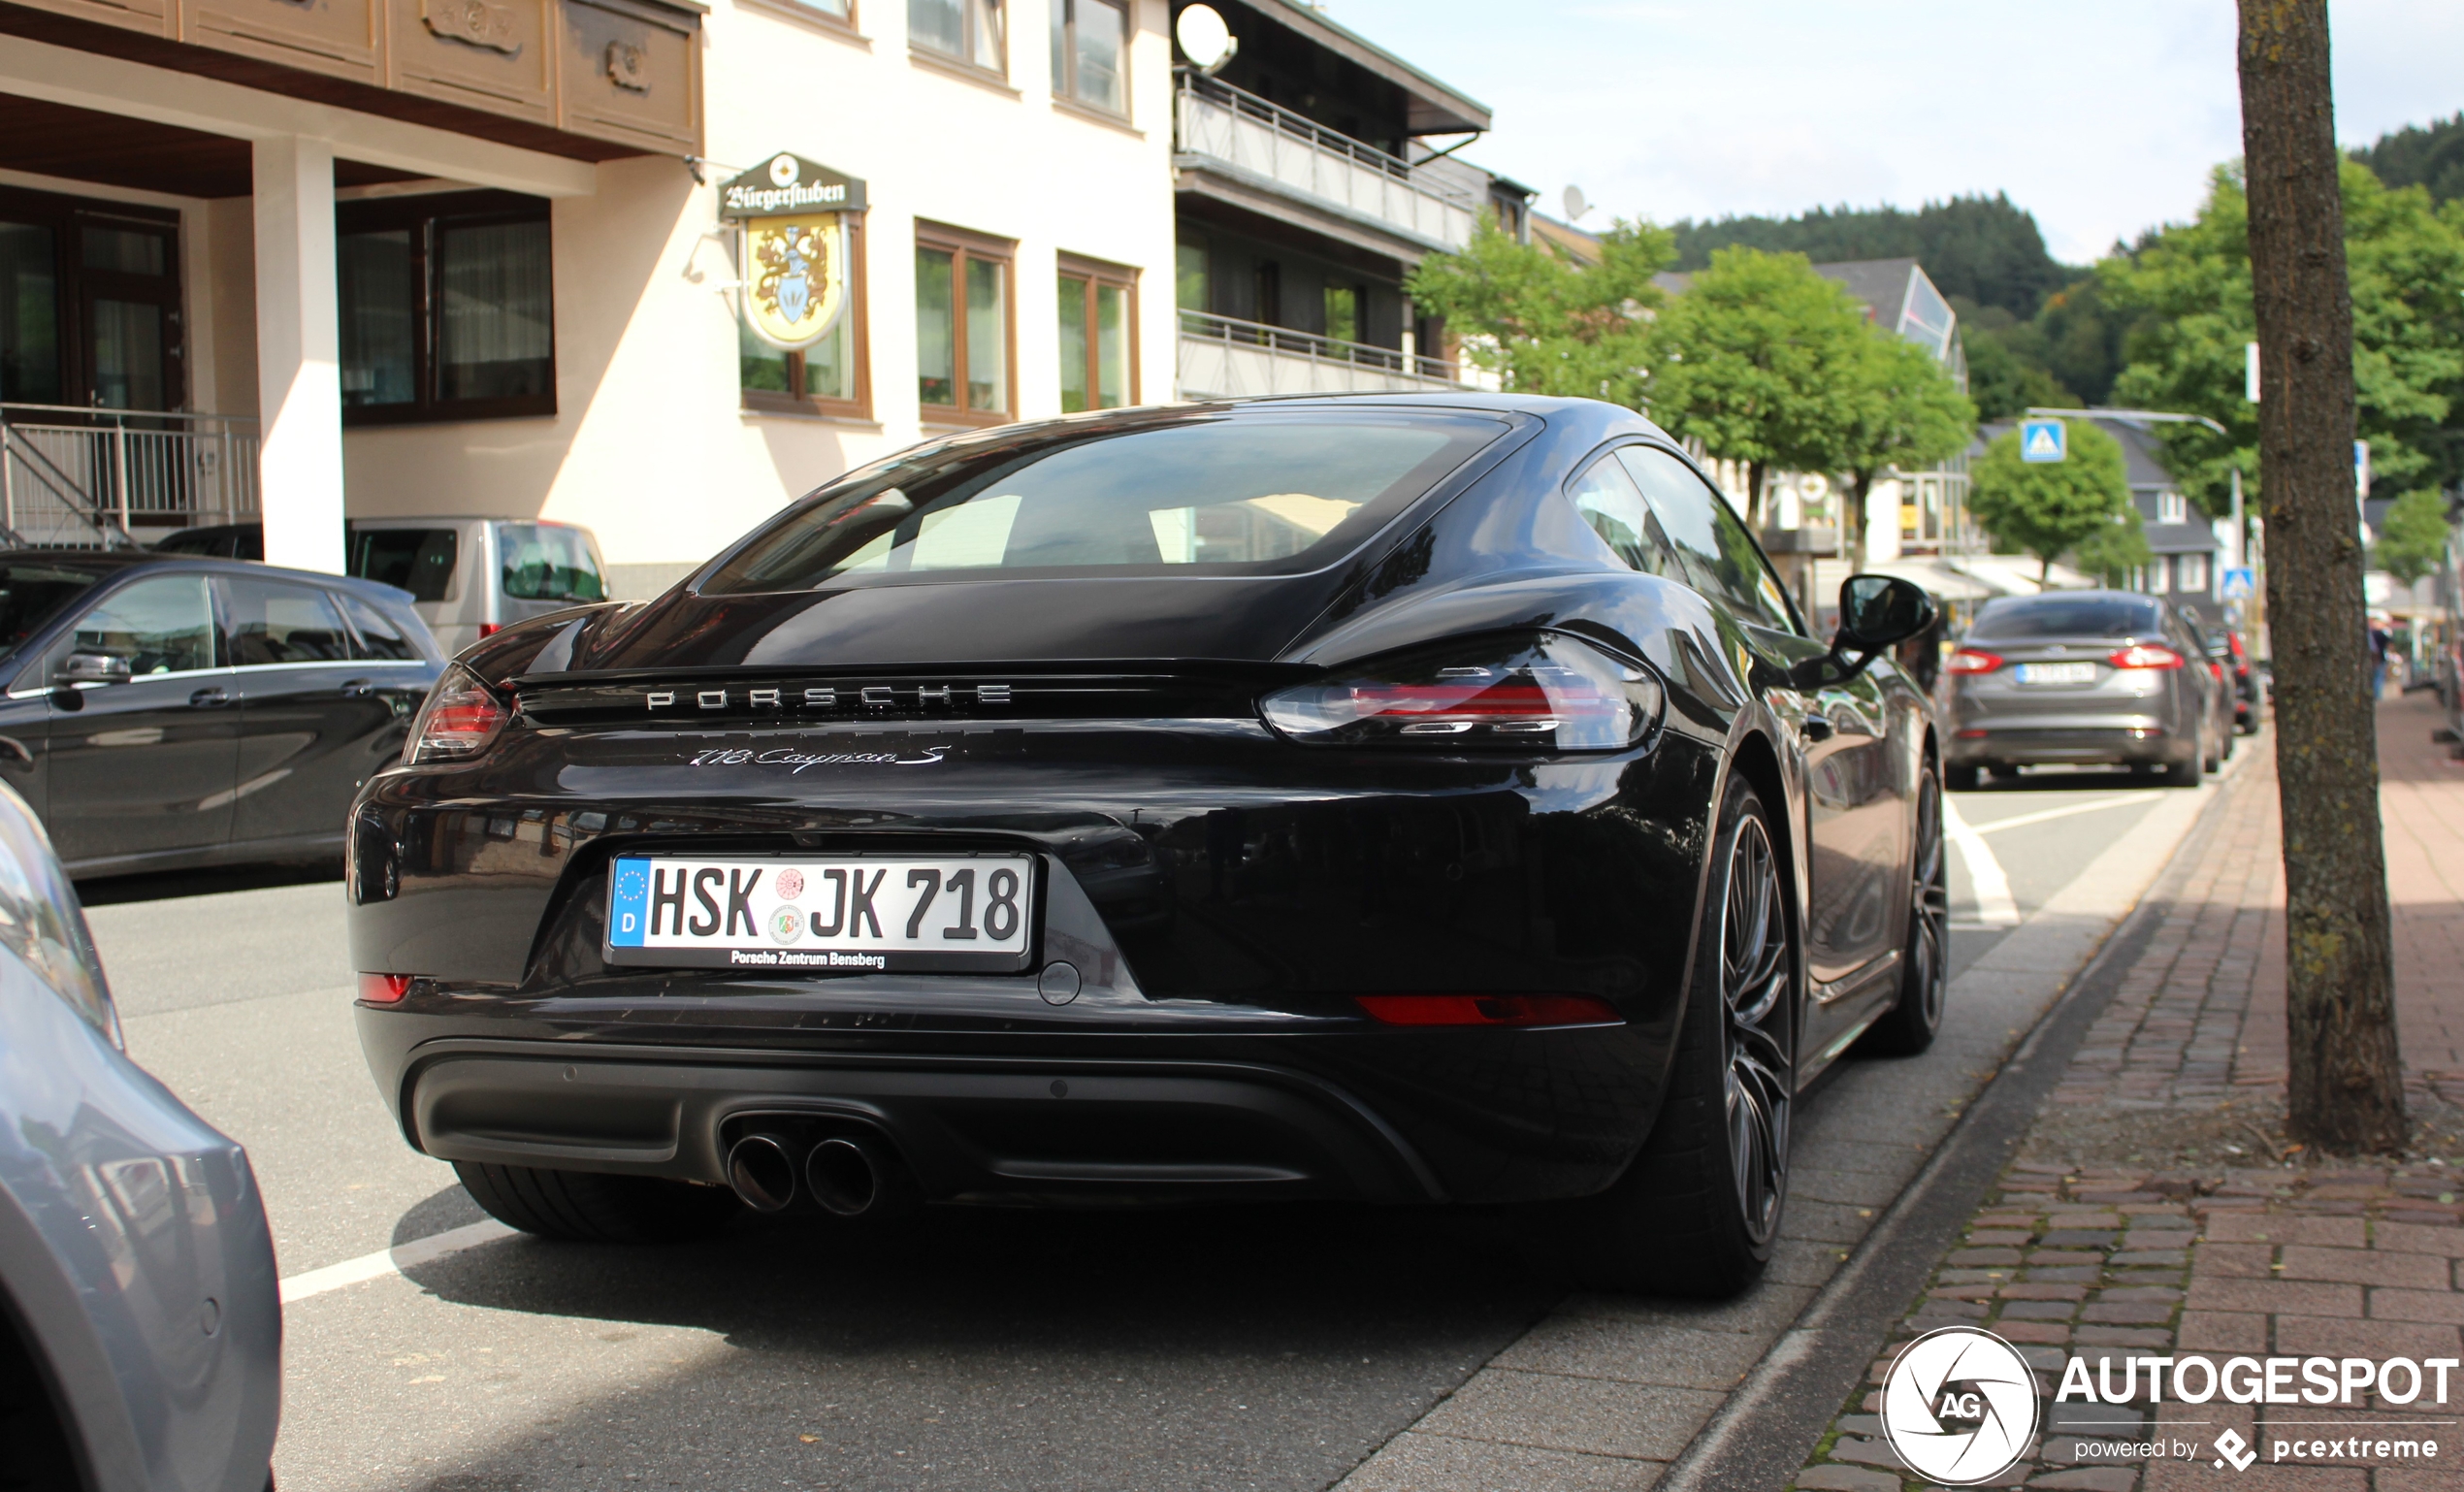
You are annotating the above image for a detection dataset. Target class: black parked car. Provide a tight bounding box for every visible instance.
[0,552,443,877]
[347,396,1945,1297]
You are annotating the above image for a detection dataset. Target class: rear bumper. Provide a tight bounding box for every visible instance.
[377,1034,1445,1206]
[1944,724,2187,766]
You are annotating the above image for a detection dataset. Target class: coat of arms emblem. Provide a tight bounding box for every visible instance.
[745,214,848,351]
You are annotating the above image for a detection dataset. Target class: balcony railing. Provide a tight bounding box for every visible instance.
[1177,309,1465,399]
[0,405,260,550]
[1174,75,1480,252]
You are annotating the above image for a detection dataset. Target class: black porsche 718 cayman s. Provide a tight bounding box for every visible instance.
[347,393,1945,1297]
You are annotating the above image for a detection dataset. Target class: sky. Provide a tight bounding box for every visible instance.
[1320,0,2464,265]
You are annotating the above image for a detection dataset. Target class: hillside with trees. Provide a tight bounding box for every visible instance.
[1667,193,2071,319]
[2351,113,2464,206]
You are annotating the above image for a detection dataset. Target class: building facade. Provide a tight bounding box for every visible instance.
[0,0,1183,596]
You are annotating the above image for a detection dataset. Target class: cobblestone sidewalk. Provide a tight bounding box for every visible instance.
[1791,694,2464,1492]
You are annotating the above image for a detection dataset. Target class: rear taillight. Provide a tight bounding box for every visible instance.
[478,623,503,637]
[1262,634,1662,751]
[2108,644,2186,670]
[1355,994,1622,1027]
[358,973,411,1004]
[1945,649,2003,674]
[403,665,509,763]
[2210,662,2225,682]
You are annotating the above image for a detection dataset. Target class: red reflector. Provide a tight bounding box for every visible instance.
[1945,649,2003,675]
[478,623,503,637]
[359,973,412,1004]
[1354,994,1621,1027]
[2107,644,2184,670]
[1955,728,1989,739]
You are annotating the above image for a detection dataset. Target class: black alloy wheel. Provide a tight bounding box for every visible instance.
[1861,762,1947,1056]
[1555,774,1795,1297]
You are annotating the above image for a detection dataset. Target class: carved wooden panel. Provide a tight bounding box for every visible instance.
[387,0,555,122]
[182,0,381,83]
[4,0,172,39]
[558,0,697,153]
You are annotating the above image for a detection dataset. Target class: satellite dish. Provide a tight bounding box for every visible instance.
[1175,5,1237,73]
[1562,184,1589,222]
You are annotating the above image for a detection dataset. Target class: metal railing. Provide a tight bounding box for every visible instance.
[1174,74,1479,252]
[0,405,259,549]
[1176,309,1466,399]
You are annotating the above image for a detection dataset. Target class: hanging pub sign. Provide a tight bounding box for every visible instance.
[719,152,868,353]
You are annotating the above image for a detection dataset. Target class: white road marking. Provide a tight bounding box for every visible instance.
[278,1218,516,1306]
[1968,794,2151,835]
[1942,795,2021,928]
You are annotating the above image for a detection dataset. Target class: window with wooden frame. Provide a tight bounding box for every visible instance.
[739,212,872,420]
[914,223,1014,425]
[0,184,185,412]
[1056,254,1135,411]
[1050,0,1127,115]
[909,0,1004,73]
[337,190,554,426]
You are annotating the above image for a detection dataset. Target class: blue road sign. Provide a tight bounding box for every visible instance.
[2221,567,2255,600]
[2020,419,2066,463]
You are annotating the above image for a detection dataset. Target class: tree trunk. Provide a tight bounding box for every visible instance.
[1844,470,1872,569]
[1743,459,1767,530]
[2238,0,2406,1151]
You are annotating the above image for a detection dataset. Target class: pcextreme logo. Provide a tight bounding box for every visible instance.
[1882,1327,2041,1484]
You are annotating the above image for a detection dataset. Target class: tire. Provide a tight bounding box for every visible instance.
[1945,763,1979,792]
[1860,763,1946,1056]
[454,1162,742,1244]
[2163,754,2202,788]
[1985,763,2020,782]
[1557,774,1794,1298]
[0,1314,80,1492]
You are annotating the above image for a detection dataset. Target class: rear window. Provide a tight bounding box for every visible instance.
[350,528,460,602]
[499,523,605,603]
[1967,594,2161,641]
[0,564,100,658]
[697,411,1508,594]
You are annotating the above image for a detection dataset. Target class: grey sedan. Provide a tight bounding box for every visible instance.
[0,779,279,1490]
[1942,590,2220,789]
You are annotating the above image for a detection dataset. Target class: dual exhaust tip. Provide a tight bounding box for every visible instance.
[726,1130,896,1217]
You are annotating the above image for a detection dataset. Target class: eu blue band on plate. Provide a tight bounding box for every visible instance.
[608,857,652,946]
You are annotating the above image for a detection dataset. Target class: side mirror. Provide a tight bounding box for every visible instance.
[1791,575,1938,690]
[58,652,133,686]
[1836,574,1938,651]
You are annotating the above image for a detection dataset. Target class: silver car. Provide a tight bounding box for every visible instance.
[0,781,279,1490]
[1942,590,2220,788]
[344,517,610,657]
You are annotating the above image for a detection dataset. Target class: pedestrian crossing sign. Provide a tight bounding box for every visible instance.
[2221,567,2254,600]
[2020,419,2066,464]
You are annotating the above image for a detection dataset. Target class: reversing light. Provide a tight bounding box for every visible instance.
[1944,649,2003,674]
[1261,634,1662,750]
[404,665,509,764]
[359,973,412,1004]
[2107,644,2186,670]
[1355,994,1622,1027]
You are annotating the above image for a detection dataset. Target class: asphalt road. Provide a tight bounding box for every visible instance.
[81,757,2219,1492]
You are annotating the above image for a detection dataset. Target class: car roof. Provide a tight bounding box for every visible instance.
[0,549,417,605]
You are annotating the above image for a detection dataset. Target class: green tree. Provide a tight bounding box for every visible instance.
[2351,112,2464,207]
[1834,331,1977,561]
[2376,488,2454,584]
[1965,418,2134,581]
[2100,158,2464,516]
[1404,212,1672,405]
[1961,319,2076,421]
[1668,193,2073,319]
[1644,247,1877,527]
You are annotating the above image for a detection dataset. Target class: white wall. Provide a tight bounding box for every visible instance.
[340,0,1179,592]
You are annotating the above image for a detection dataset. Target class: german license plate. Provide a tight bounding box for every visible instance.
[603,855,1035,973]
[2016,662,2097,686]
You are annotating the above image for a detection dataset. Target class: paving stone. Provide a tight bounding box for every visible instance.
[2182,1278,2363,1315]
[2270,1315,2464,1358]
[1792,1466,1900,1491]
[2203,1214,2367,1249]
[2001,1300,2081,1320]
[2367,1288,2464,1325]
[2371,1220,2464,1258]
[2026,1470,2139,1490]
[2080,1301,2175,1324]
[2277,1245,2451,1289]
[2175,1311,2268,1352]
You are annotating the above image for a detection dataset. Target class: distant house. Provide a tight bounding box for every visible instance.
[1975,414,2229,626]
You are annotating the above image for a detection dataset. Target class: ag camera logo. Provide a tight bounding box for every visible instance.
[1883,1326,2041,1484]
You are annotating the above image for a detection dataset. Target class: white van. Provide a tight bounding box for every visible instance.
[344,517,610,658]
